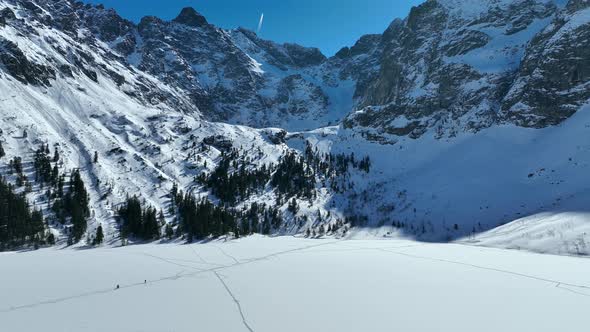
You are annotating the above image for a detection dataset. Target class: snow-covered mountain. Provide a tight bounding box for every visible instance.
[77,4,378,131]
[347,0,590,139]
[0,0,589,255]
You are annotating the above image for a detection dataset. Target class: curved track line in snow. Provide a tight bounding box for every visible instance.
[186,244,226,267]
[339,243,590,298]
[0,269,188,314]
[0,240,342,314]
[188,244,207,264]
[140,252,208,271]
[211,244,240,264]
[555,283,590,298]
[214,271,255,332]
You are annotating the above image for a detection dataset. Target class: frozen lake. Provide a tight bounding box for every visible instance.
[1,236,589,332]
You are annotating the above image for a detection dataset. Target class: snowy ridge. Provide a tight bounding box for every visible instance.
[436,0,564,18]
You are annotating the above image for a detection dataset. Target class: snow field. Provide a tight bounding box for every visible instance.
[1,236,589,332]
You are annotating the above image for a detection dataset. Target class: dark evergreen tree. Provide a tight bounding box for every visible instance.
[288,198,299,215]
[118,197,161,240]
[165,223,174,239]
[34,144,53,185]
[271,152,315,198]
[94,225,104,245]
[203,149,271,205]
[0,177,47,251]
[142,206,160,240]
[47,232,55,245]
[53,148,60,162]
[119,196,141,238]
[66,170,90,242]
[10,157,23,175]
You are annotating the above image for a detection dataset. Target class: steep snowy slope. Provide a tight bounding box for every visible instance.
[292,102,590,250]
[0,0,374,247]
[467,210,590,255]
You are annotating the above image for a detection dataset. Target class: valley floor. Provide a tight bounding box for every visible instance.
[1,236,589,332]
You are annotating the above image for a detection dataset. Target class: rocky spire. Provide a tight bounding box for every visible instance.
[173,7,208,27]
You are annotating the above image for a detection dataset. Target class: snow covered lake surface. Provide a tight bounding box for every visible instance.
[1,236,589,332]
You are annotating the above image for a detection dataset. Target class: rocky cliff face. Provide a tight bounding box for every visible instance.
[501,0,590,127]
[345,0,590,139]
[0,0,196,112]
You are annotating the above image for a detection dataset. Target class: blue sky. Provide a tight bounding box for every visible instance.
[84,0,424,55]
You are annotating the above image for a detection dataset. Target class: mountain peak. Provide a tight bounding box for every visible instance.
[433,0,559,18]
[173,7,208,27]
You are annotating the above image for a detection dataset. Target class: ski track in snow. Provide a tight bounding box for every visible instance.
[0,240,341,314]
[215,271,256,332]
[2,237,590,331]
[3,238,590,318]
[0,269,187,314]
[211,243,241,264]
[337,243,590,297]
[139,252,208,271]
[188,244,208,264]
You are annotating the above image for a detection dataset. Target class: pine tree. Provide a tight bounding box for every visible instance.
[288,198,299,214]
[0,177,47,250]
[0,141,5,158]
[158,210,166,227]
[118,197,161,240]
[94,225,104,245]
[142,206,160,240]
[165,224,174,239]
[47,232,55,245]
[68,170,90,242]
[93,151,99,163]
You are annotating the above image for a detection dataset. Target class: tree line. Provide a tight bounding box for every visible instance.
[0,143,91,250]
[118,142,372,242]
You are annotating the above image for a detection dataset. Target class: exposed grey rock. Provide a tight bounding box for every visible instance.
[266,130,287,145]
[345,0,585,140]
[173,7,209,28]
[501,1,590,127]
[203,135,233,151]
[0,37,55,86]
[0,7,16,26]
